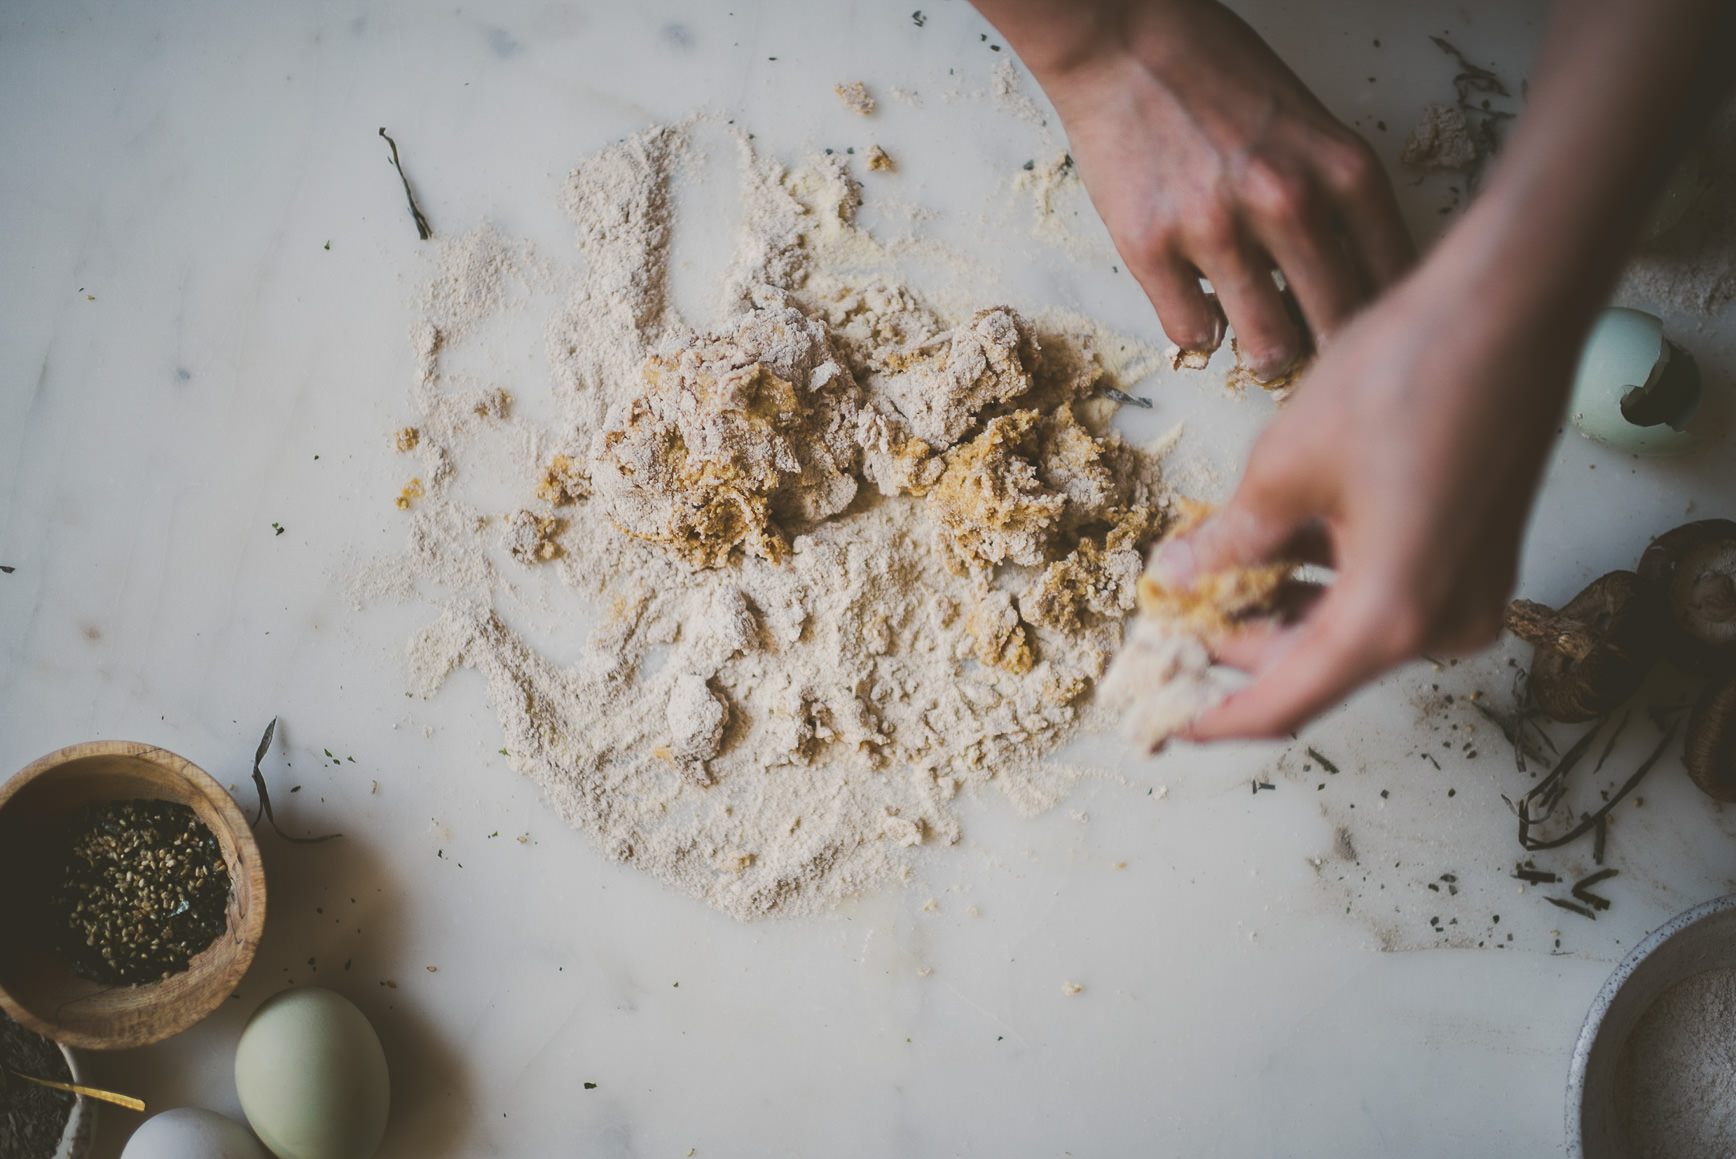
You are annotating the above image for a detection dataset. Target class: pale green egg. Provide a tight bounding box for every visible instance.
[234,988,390,1159]
[1569,307,1701,457]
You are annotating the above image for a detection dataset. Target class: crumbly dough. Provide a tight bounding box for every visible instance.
[1133,499,1290,637]
[879,307,1040,446]
[928,410,1066,571]
[1020,508,1153,633]
[834,81,875,116]
[663,672,728,785]
[1400,102,1478,171]
[967,587,1034,674]
[535,453,590,505]
[865,145,894,172]
[1101,500,1291,752]
[589,303,866,567]
[503,510,562,563]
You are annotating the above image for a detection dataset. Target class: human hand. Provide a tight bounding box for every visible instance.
[1022,0,1416,377]
[1147,251,1581,740]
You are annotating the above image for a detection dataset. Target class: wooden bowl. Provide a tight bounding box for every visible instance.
[0,741,266,1049]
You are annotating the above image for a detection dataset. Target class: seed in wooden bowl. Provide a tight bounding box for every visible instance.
[51,800,231,987]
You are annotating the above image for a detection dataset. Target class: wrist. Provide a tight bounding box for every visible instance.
[972,0,1204,89]
[1412,186,1613,380]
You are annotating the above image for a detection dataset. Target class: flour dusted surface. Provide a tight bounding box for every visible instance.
[376,120,1174,919]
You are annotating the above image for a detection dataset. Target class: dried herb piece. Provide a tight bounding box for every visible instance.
[1519,720,1678,852]
[3,1067,143,1111]
[1099,387,1152,409]
[1472,696,1553,773]
[249,719,341,844]
[1572,868,1618,912]
[1512,863,1559,885]
[0,565,14,574]
[1590,712,1630,778]
[1425,36,1516,192]
[1546,896,1597,920]
[1511,717,1606,835]
[52,799,231,985]
[1305,747,1340,775]
[378,127,432,241]
[1428,36,1510,102]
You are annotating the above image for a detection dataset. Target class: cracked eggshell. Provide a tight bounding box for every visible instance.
[234,988,389,1159]
[1569,308,1701,457]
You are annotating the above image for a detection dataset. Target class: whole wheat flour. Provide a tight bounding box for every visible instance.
[363,119,1181,919]
[1615,966,1736,1159]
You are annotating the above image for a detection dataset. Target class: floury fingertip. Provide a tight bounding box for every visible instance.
[1146,536,1197,590]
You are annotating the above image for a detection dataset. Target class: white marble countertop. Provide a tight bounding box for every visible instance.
[4,2,1734,1156]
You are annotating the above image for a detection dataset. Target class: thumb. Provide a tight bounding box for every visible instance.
[1149,461,1327,589]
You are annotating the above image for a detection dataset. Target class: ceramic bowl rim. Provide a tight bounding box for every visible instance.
[1564,891,1736,1156]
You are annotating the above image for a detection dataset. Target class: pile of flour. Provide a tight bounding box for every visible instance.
[361,119,1175,919]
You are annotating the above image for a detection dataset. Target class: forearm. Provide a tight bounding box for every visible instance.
[1429,0,1735,345]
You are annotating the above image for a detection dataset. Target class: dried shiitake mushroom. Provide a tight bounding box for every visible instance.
[1684,674,1736,801]
[1637,519,1736,676]
[1505,570,1659,722]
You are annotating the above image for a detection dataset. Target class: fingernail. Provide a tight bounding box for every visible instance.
[1148,537,1197,590]
[1248,348,1300,384]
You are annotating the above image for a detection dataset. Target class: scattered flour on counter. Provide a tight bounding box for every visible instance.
[361,117,1181,919]
[1616,966,1736,1159]
[992,59,1049,128]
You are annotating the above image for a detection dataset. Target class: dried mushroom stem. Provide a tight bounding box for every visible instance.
[1509,570,1658,723]
[1504,599,1600,661]
[1684,674,1736,802]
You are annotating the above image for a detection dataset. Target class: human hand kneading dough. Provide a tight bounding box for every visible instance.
[973,0,1736,740]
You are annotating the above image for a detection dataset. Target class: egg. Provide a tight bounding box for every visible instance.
[234,988,390,1159]
[1568,307,1702,457]
[120,1107,269,1159]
